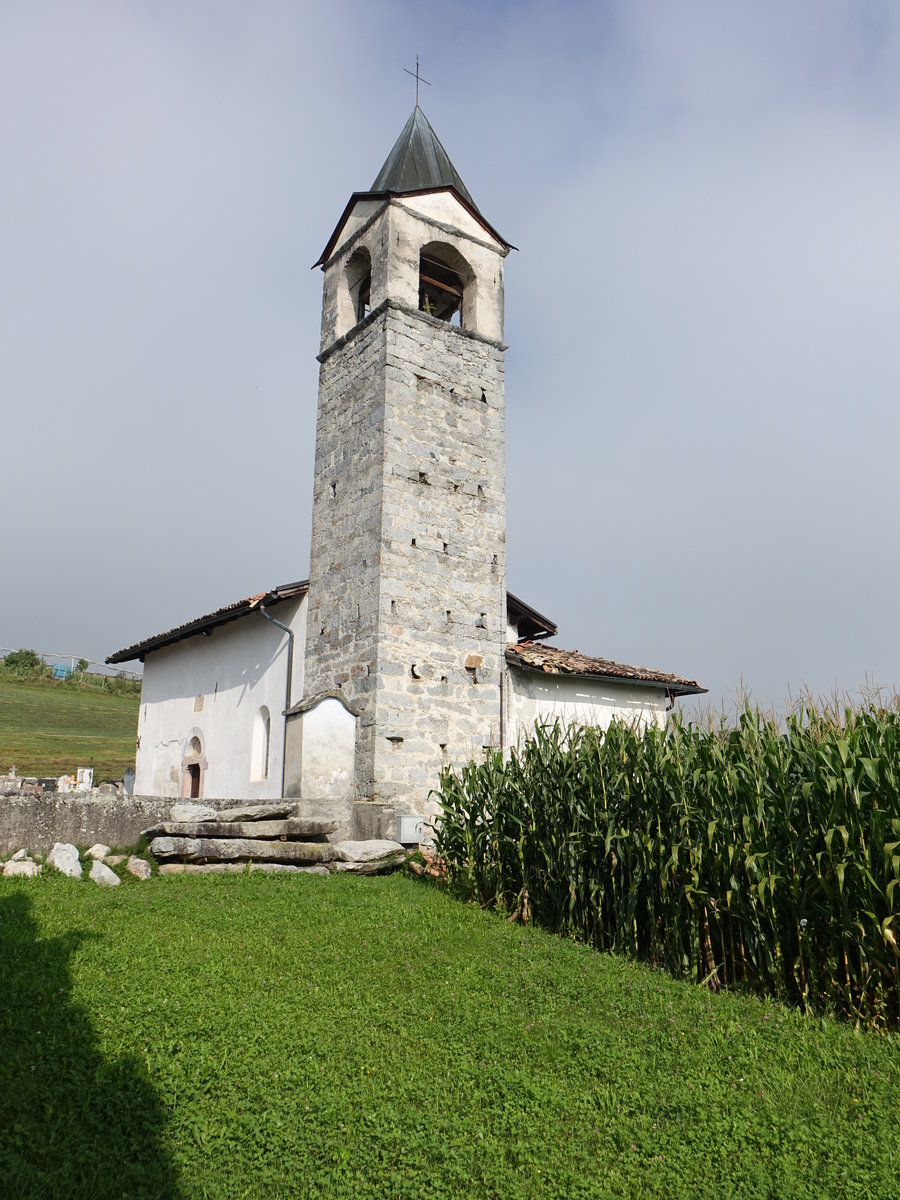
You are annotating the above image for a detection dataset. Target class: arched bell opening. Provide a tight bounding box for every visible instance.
[333,244,373,340]
[418,242,475,330]
[347,247,371,325]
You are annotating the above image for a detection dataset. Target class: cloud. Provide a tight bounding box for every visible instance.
[2,0,899,709]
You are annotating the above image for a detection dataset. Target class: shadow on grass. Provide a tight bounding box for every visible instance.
[0,891,182,1199]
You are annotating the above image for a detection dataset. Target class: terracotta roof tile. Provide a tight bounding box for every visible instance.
[506,641,706,696]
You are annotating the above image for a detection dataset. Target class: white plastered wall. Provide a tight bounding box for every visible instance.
[386,197,505,342]
[321,192,506,350]
[298,697,356,801]
[134,596,307,799]
[506,665,668,748]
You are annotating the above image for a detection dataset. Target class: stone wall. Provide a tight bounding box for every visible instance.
[372,305,507,814]
[0,795,178,856]
[304,301,506,817]
[302,313,387,806]
[0,792,403,855]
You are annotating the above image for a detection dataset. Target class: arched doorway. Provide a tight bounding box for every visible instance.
[181,732,207,799]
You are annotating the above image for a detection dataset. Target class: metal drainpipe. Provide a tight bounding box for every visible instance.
[259,601,293,799]
[499,668,505,756]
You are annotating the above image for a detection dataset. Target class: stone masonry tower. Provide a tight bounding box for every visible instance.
[303,107,511,824]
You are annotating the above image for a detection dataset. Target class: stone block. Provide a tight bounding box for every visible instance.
[47,842,82,879]
[126,856,152,880]
[148,836,334,865]
[3,860,41,877]
[158,863,245,875]
[170,803,217,822]
[215,803,295,823]
[248,863,330,875]
[89,860,120,887]
[333,839,406,869]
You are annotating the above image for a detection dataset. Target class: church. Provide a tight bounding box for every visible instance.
[108,106,705,841]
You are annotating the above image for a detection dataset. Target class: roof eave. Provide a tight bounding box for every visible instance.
[314,187,513,270]
[106,581,308,665]
[506,590,558,639]
[506,652,707,697]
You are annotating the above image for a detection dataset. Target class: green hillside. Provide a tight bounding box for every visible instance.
[0,674,140,781]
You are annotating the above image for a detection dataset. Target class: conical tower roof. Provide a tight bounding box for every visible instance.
[315,107,511,267]
[370,106,478,210]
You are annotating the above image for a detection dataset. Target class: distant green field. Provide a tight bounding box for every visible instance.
[0,676,139,781]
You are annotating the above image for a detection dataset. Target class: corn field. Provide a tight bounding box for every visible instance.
[433,703,900,1029]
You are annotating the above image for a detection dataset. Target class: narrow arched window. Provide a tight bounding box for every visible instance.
[262,710,271,779]
[252,706,271,781]
[346,247,371,325]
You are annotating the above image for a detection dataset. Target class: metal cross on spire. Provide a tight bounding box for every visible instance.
[403,55,431,106]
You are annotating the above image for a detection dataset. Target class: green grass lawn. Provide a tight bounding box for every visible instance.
[1,873,896,1199]
[0,675,139,779]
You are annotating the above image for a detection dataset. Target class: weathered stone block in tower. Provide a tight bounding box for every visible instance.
[299,106,512,821]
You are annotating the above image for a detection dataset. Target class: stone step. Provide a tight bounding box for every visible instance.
[148,836,334,865]
[142,819,336,841]
[158,862,330,876]
[330,839,407,874]
[215,803,296,822]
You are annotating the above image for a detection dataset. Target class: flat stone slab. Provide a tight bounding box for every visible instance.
[89,860,120,887]
[104,854,126,866]
[248,863,330,875]
[330,840,407,874]
[280,817,337,839]
[333,839,406,863]
[141,818,336,841]
[215,803,295,822]
[331,856,406,875]
[47,842,82,879]
[3,860,42,877]
[157,861,331,876]
[159,863,246,875]
[170,803,217,822]
[148,836,334,865]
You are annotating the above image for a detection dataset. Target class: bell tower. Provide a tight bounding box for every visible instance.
[302,107,511,825]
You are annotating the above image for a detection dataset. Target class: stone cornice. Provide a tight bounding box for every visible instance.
[317,299,507,364]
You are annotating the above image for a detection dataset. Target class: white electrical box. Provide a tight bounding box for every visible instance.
[398,815,429,845]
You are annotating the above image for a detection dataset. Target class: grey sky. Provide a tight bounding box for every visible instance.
[2,1,899,713]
